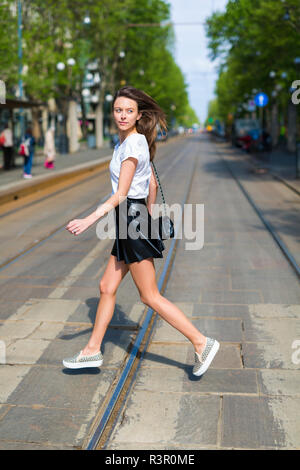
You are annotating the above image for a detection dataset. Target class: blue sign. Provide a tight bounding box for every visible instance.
[254,92,269,107]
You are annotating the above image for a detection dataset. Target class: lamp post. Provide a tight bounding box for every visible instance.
[18,0,24,142]
[56,59,75,154]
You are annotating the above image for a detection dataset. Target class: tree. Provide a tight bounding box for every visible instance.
[205,0,300,149]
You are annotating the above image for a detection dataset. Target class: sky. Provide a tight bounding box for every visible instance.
[169,0,228,123]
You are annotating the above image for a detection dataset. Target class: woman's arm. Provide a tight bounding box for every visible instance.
[66,157,138,235]
[147,165,158,215]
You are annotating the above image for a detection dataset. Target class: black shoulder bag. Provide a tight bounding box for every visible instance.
[151,161,175,241]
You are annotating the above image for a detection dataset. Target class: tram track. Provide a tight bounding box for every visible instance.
[214,143,300,279]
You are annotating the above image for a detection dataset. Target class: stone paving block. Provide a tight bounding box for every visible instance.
[28,322,65,341]
[6,339,51,365]
[109,390,220,447]
[192,303,250,319]
[6,365,115,409]
[0,276,63,288]
[222,395,287,449]
[0,252,85,278]
[152,317,243,343]
[0,405,92,448]
[0,441,74,450]
[261,289,300,304]
[61,286,102,300]
[257,370,300,396]
[0,365,31,402]
[107,442,219,450]
[222,395,300,449]
[0,285,54,301]
[135,367,257,394]
[0,320,40,341]
[0,301,28,321]
[242,342,298,370]
[9,298,81,323]
[201,289,263,305]
[168,271,230,290]
[248,303,300,319]
[230,270,296,291]
[173,394,220,446]
[243,317,300,344]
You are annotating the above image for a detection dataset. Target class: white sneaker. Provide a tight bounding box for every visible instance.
[193,337,220,376]
[23,173,33,179]
[62,350,103,369]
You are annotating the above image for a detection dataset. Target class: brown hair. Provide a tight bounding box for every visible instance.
[113,86,167,161]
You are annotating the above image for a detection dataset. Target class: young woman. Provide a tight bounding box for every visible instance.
[62,86,219,376]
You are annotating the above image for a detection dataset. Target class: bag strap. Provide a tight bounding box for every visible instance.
[151,161,166,216]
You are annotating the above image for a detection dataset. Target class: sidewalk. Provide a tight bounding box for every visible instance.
[0,144,115,207]
[250,146,300,193]
[0,144,113,188]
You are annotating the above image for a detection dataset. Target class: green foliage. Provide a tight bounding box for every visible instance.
[205,0,300,121]
[0,0,198,128]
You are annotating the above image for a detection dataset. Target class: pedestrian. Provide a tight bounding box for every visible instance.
[23,127,35,179]
[62,86,219,377]
[0,122,14,171]
[43,126,56,169]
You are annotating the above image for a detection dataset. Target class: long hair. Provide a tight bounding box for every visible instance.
[112,86,167,161]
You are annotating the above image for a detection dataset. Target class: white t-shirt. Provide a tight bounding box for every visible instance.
[109,133,152,199]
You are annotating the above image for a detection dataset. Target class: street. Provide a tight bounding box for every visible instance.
[0,135,299,449]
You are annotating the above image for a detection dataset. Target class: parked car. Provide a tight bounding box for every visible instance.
[232,119,260,147]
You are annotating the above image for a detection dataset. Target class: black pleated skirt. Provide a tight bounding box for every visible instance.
[111,197,165,264]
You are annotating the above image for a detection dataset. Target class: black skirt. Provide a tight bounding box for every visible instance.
[111,197,165,264]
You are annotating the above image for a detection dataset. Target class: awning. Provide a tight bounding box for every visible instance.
[0,98,45,109]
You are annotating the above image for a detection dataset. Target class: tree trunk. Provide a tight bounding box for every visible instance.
[67,99,79,153]
[80,92,88,140]
[271,102,279,148]
[41,107,48,136]
[95,99,104,148]
[287,100,297,152]
[31,107,41,142]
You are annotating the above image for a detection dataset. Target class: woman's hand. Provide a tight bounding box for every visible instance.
[65,217,91,236]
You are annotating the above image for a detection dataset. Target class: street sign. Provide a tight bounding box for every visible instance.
[247,100,256,112]
[254,92,269,107]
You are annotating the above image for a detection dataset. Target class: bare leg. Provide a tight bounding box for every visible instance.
[128,258,206,354]
[82,254,129,355]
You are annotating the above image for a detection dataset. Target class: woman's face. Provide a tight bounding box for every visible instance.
[113,97,142,133]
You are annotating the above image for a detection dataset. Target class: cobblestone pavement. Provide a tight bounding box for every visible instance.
[0,135,299,450]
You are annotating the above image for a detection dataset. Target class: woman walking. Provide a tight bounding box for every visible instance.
[62,86,219,377]
[43,126,56,169]
[23,127,35,178]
